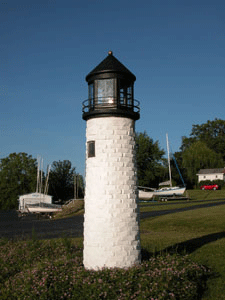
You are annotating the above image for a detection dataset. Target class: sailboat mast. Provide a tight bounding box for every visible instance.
[36,155,40,193]
[39,158,43,194]
[44,164,51,195]
[166,133,172,187]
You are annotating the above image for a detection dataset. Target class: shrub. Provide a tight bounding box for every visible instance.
[0,238,212,300]
[198,180,224,188]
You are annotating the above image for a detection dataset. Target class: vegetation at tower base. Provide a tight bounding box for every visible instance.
[0,153,37,210]
[136,131,166,188]
[0,238,211,300]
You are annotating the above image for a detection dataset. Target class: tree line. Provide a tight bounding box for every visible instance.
[0,154,84,210]
[136,118,225,189]
[0,118,224,210]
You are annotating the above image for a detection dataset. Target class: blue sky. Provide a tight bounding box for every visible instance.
[1,0,224,176]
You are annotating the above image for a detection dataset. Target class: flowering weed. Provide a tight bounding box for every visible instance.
[0,238,211,300]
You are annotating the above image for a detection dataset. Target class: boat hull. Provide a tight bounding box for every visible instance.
[20,202,62,214]
[138,190,154,199]
[27,207,62,213]
[153,187,186,197]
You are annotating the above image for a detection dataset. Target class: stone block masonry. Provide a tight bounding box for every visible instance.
[83,117,141,270]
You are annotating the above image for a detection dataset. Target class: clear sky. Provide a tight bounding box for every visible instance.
[1,0,224,176]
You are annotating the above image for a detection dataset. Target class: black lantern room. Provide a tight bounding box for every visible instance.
[82,51,140,121]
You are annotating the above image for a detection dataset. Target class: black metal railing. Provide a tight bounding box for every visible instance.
[82,97,140,114]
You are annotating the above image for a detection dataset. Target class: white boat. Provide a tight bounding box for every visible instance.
[26,202,62,214]
[138,184,186,199]
[154,134,186,197]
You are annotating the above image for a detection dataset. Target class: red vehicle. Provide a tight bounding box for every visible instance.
[200,184,219,190]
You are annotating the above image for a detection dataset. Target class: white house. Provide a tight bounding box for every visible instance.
[18,192,52,212]
[197,168,225,183]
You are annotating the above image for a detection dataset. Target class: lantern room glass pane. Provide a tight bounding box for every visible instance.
[119,80,133,107]
[95,79,115,105]
[88,83,94,99]
[127,85,133,106]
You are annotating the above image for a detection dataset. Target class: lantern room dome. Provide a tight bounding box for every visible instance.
[86,51,136,83]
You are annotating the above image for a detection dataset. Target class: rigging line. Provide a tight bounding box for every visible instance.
[170,145,185,187]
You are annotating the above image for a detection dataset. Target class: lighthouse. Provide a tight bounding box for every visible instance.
[82,51,141,269]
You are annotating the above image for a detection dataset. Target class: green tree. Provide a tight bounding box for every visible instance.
[48,160,80,203]
[181,118,225,162]
[182,141,224,186]
[136,132,166,187]
[0,153,37,210]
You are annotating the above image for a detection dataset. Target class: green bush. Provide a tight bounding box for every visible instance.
[198,180,224,189]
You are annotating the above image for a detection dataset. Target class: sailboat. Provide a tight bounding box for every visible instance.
[153,134,186,197]
[18,158,62,216]
[138,134,186,200]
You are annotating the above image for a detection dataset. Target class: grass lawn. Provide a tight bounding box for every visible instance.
[53,199,84,219]
[140,204,225,299]
[187,189,225,201]
[139,199,225,213]
[52,189,225,218]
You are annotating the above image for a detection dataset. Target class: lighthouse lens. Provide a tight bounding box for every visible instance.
[95,79,115,107]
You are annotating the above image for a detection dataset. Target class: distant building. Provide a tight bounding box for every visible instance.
[197,168,225,183]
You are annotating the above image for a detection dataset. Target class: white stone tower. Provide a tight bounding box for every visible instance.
[82,51,141,270]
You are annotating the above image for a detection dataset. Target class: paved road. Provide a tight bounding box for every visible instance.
[0,200,225,240]
[0,212,84,240]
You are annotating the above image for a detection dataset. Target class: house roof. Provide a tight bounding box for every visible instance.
[197,168,225,175]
